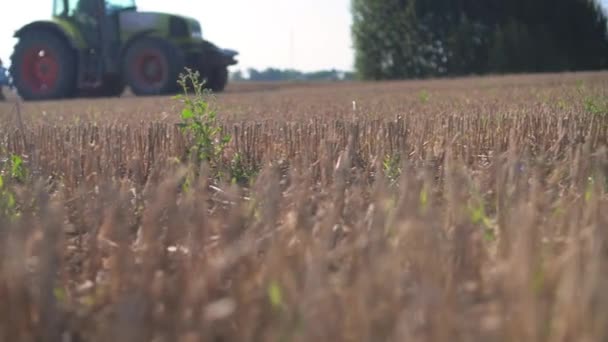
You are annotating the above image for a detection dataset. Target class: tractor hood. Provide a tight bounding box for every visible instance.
[119,11,203,40]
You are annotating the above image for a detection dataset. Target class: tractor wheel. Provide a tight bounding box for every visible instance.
[10,31,76,101]
[124,37,183,96]
[206,67,228,92]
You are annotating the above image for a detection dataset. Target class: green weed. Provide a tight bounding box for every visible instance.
[230,152,257,185]
[383,153,401,185]
[0,175,17,220]
[418,90,430,103]
[9,154,27,183]
[583,95,608,116]
[175,69,231,169]
[268,280,284,309]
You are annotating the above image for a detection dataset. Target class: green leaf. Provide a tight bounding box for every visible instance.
[268,280,283,309]
[419,187,428,208]
[469,201,486,225]
[471,208,483,224]
[419,90,430,103]
[10,154,25,181]
[483,228,496,242]
[0,175,3,189]
[585,177,594,202]
[54,287,66,302]
[181,108,194,120]
[6,193,15,209]
[532,267,545,294]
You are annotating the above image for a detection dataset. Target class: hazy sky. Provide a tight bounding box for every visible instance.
[1,0,608,72]
[0,0,354,72]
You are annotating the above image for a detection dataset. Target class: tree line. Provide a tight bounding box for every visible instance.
[231,68,356,82]
[352,0,608,79]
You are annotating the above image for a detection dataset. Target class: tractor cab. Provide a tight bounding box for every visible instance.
[52,0,135,87]
[10,0,238,100]
[52,0,137,44]
[53,0,137,18]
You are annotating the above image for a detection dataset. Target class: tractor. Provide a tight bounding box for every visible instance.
[10,0,238,101]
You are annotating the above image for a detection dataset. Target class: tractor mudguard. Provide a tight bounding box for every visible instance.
[198,41,239,67]
[120,29,158,57]
[14,20,86,51]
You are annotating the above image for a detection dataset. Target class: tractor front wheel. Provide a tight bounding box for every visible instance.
[124,38,183,96]
[10,31,76,101]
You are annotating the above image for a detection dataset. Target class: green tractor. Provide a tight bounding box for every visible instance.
[10,0,238,101]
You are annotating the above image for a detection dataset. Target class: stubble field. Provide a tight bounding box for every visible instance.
[0,71,607,341]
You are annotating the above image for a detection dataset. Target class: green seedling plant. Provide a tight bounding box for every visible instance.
[576,79,585,90]
[0,153,28,221]
[10,154,27,183]
[383,153,401,185]
[175,69,260,186]
[229,152,257,185]
[0,154,28,221]
[583,95,608,117]
[467,190,496,242]
[268,280,284,310]
[0,175,17,221]
[175,68,231,171]
[576,81,607,117]
[419,185,429,212]
[556,99,567,110]
[418,90,431,103]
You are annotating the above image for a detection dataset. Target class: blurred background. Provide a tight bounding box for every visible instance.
[1,0,607,82]
[0,0,353,77]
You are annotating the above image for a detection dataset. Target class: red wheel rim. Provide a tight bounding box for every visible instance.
[132,49,168,88]
[21,45,60,94]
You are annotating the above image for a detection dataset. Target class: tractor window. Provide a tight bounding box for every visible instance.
[53,0,136,17]
[105,0,136,13]
[73,0,100,16]
[53,0,80,17]
[53,0,66,16]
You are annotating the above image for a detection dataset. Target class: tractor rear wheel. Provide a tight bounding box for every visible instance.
[124,38,183,96]
[206,67,228,92]
[10,31,76,101]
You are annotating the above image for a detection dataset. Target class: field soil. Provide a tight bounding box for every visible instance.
[0,71,607,341]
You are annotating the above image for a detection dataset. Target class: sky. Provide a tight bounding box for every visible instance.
[2,0,608,73]
[0,0,355,72]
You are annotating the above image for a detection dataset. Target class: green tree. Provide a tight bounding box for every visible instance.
[352,0,422,79]
[352,0,608,79]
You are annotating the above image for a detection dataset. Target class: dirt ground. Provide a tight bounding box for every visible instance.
[1,71,607,125]
[0,71,607,342]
